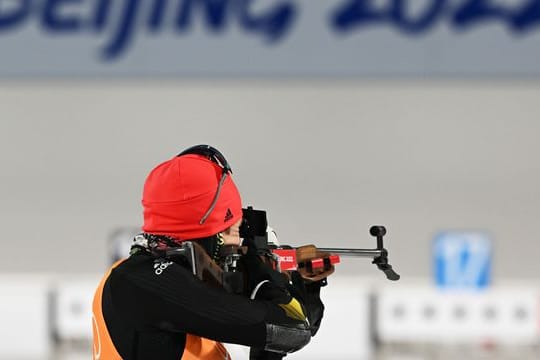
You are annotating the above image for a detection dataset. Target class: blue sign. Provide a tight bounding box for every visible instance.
[434,232,492,289]
[2,0,540,76]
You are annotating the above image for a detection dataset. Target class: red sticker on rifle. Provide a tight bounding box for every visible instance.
[272,249,297,271]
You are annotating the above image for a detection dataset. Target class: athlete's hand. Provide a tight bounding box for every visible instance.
[240,251,289,297]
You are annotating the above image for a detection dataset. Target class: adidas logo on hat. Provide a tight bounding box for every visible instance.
[224,208,233,222]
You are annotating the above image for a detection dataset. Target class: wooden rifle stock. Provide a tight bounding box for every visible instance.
[190,242,247,293]
[190,241,225,287]
[293,245,337,282]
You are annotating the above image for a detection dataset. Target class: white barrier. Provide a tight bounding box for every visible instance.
[376,282,540,345]
[1,273,538,359]
[0,275,52,358]
[54,276,100,342]
[289,276,373,360]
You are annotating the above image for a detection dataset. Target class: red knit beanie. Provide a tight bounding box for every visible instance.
[142,154,242,241]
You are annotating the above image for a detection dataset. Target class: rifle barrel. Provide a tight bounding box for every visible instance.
[317,248,382,258]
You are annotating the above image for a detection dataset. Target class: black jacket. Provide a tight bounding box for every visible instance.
[97,252,312,359]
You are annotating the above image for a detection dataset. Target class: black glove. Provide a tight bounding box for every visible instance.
[242,253,303,360]
[240,251,290,299]
[287,271,325,336]
[241,251,325,334]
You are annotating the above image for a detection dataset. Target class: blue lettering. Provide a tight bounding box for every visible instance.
[512,0,540,31]
[332,0,445,33]
[149,0,168,31]
[42,0,83,31]
[238,0,296,42]
[390,0,445,33]
[175,0,295,42]
[0,0,30,30]
[1,0,297,61]
[176,0,229,31]
[176,0,190,29]
[102,0,141,60]
[452,0,511,29]
[331,0,386,31]
[332,0,540,35]
[92,0,110,31]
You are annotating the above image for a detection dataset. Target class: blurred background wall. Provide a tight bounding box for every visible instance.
[1,81,538,280]
[2,0,540,358]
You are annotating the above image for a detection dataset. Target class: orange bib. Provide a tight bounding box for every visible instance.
[182,334,231,360]
[92,260,231,360]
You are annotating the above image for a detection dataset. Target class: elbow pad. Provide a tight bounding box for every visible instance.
[264,323,311,354]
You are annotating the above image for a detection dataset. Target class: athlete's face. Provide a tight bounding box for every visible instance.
[220,218,242,246]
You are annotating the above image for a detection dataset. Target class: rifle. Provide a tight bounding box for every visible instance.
[239,207,400,283]
[166,206,400,294]
[159,240,246,293]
